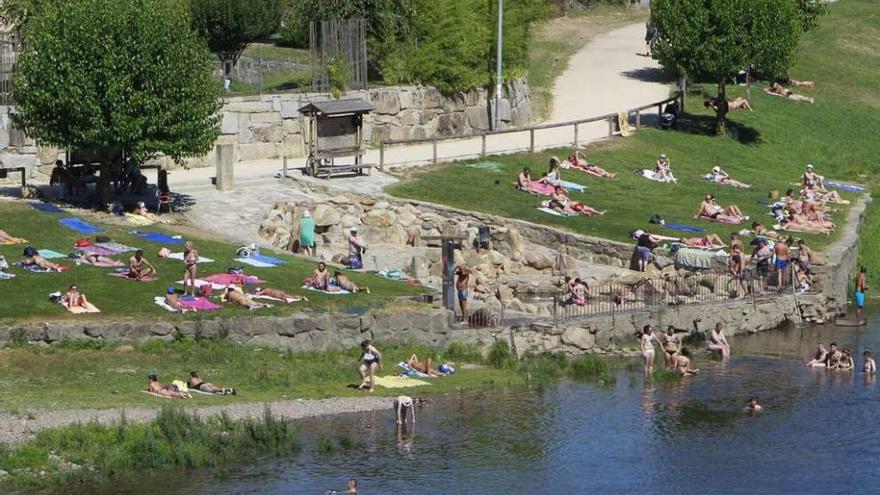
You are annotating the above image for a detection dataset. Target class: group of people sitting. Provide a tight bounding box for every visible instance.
[146,371,236,399]
[560,276,590,306]
[303,261,369,293]
[806,342,875,373]
[770,165,843,234]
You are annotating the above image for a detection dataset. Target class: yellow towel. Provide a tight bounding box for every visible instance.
[64,302,101,314]
[0,237,27,245]
[618,112,631,137]
[125,213,155,226]
[373,375,431,389]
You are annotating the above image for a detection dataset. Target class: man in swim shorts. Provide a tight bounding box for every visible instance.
[774,238,791,290]
[855,266,868,324]
[455,265,470,322]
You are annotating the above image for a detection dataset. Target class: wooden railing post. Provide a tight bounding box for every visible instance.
[529,128,535,153]
[573,123,579,147]
[635,110,641,129]
[607,117,613,139]
[481,134,487,158]
[379,142,385,168]
[432,140,438,165]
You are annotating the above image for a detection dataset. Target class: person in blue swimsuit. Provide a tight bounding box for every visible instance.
[855,266,868,324]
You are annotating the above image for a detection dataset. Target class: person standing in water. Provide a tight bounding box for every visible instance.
[863,351,876,375]
[855,266,868,324]
[393,395,416,425]
[639,325,661,376]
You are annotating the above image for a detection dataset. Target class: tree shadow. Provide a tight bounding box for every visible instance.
[620,67,675,84]
[673,112,762,145]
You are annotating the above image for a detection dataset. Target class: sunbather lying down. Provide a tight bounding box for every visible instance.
[0,229,26,244]
[705,97,753,112]
[751,222,779,239]
[146,374,190,399]
[21,247,63,272]
[187,371,235,395]
[679,234,726,249]
[696,195,748,224]
[707,166,751,189]
[222,284,269,310]
[164,287,196,313]
[560,153,616,178]
[764,82,814,103]
[547,186,606,217]
[252,287,307,302]
[407,354,439,376]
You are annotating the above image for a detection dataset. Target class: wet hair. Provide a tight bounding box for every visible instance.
[830,342,837,347]
[642,324,652,333]
[361,339,371,349]
[864,351,872,357]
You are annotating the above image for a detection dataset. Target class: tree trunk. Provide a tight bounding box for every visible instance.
[715,80,728,135]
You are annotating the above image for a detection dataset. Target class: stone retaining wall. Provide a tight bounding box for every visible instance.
[183,80,531,167]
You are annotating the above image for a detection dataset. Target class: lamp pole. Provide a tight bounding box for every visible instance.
[494,0,504,130]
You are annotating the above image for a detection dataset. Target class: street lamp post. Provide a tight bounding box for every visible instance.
[494,0,504,130]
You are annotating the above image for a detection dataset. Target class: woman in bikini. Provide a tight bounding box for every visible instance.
[639,325,660,375]
[806,344,828,367]
[407,354,439,376]
[515,168,534,194]
[837,349,855,371]
[564,153,616,178]
[63,285,89,310]
[22,251,63,272]
[549,186,606,216]
[187,371,235,395]
[707,322,731,359]
[751,222,779,240]
[708,166,751,188]
[728,244,746,297]
[680,234,726,249]
[222,285,268,310]
[358,340,382,391]
[252,287,306,302]
[661,327,681,369]
[182,241,199,297]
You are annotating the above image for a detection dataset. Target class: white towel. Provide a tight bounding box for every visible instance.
[252,294,303,304]
[153,296,180,313]
[302,286,351,295]
[167,253,215,263]
[538,207,574,217]
[234,257,276,268]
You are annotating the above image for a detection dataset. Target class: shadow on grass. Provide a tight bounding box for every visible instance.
[620,66,675,84]
[674,112,762,145]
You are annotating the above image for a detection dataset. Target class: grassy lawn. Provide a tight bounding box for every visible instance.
[241,43,310,64]
[529,4,648,121]
[0,340,515,413]
[0,201,425,324]
[390,0,878,253]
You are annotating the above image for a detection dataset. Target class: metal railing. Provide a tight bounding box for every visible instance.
[377,92,684,167]
[551,265,800,325]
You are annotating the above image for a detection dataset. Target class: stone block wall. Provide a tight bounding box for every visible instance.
[181,79,531,167]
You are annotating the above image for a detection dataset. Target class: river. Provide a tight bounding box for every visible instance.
[83,316,880,494]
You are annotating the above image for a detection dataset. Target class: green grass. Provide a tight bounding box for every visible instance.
[241,43,309,64]
[391,1,880,252]
[0,339,519,412]
[529,4,647,120]
[0,201,424,323]
[0,406,298,487]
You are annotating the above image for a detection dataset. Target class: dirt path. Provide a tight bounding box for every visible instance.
[0,396,391,445]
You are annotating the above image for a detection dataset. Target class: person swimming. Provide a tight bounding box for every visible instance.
[863,351,876,375]
[746,398,763,412]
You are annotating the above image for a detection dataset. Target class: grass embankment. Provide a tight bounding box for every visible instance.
[0,201,424,323]
[529,4,646,121]
[391,0,879,253]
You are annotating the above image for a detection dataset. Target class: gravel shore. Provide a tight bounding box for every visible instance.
[0,396,392,445]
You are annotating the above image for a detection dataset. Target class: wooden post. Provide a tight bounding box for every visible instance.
[529,128,535,153]
[573,123,579,147]
[282,156,288,177]
[636,110,641,129]
[481,134,487,158]
[607,118,613,139]
[432,140,438,165]
[379,142,385,168]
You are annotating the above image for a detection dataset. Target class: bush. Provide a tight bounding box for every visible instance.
[442,342,484,363]
[487,340,517,369]
[569,355,615,385]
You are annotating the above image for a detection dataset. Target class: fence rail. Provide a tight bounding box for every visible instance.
[378,92,684,167]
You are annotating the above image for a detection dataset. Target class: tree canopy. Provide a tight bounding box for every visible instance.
[651,0,814,133]
[12,0,220,164]
[190,0,283,75]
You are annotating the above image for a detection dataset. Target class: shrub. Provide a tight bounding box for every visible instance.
[487,340,517,369]
[443,342,484,363]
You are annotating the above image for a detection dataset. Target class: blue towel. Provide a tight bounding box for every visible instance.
[59,218,103,234]
[663,223,707,234]
[32,203,67,214]
[133,232,185,245]
[825,179,865,193]
[37,249,67,259]
[248,254,287,266]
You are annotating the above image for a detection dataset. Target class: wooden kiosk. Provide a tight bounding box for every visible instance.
[298,98,374,179]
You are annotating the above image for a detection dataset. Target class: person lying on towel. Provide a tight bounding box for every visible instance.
[548,186,605,217]
[252,287,307,302]
[146,373,190,399]
[696,195,747,224]
[187,371,235,395]
[165,287,195,313]
[679,234,727,249]
[707,166,751,188]
[335,271,369,294]
[21,247,64,272]
[222,284,269,310]
[562,153,616,178]
[0,229,26,244]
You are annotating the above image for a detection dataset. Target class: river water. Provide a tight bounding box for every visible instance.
[88,316,880,494]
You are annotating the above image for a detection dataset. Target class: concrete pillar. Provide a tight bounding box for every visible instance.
[215,144,234,191]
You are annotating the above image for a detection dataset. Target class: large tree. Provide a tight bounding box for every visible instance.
[12,0,220,202]
[651,0,809,134]
[190,0,283,78]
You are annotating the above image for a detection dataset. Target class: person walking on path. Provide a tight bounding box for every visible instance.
[855,266,868,324]
[644,19,658,56]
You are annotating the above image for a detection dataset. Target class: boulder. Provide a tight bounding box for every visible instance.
[487,250,508,266]
[313,204,342,227]
[362,208,397,228]
[385,224,409,245]
[524,252,554,271]
[370,90,401,115]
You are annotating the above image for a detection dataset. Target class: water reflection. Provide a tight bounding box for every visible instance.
[21,312,880,494]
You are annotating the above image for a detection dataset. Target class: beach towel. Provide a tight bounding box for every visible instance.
[467,161,505,172]
[248,254,287,266]
[674,247,727,270]
[76,256,125,268]
[373,375,430,389]
[15,262,71,273]
[109,271,158,282]
[95,242,138,255]
[397,362,431,378]
[203,273,265,286]
[177,278,226,291]
[56,297,101,314]
[133,232,185,245]
[252,294,304,304]
[378,269,410,281]
[167,252,215,263]
[77,245,116,257]
[234,257,277,268]
[698,214,744,225]
[37,249,67,260]
[662,223,707,234]
[637,169,677,183]
[59,218,103,234]
[618,111,631,137]
[556,180,587,193]
[538,207,574,217]
[124,213,155,226]
[528,181,557,196]
[302,285,351,295]
[0,272,15,280]
[179,296,223,311]
[31,203,67,214]
[825,179,865,193]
